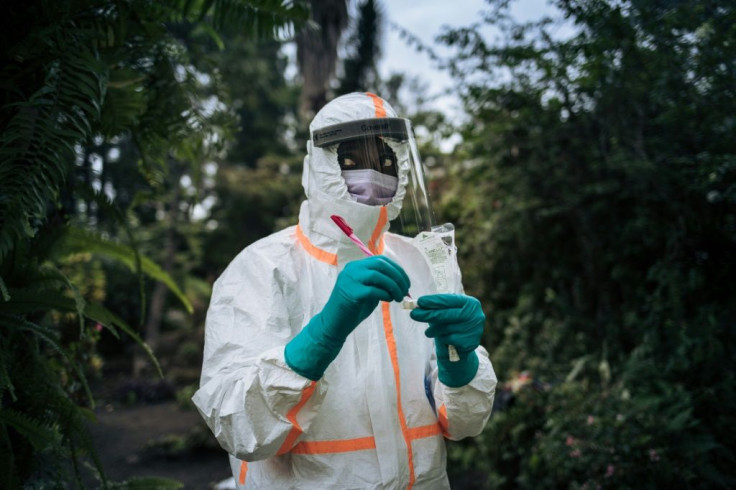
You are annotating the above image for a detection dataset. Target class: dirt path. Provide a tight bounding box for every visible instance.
[85,401,231,489]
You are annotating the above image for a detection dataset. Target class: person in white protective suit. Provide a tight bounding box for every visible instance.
[193,92,497,489]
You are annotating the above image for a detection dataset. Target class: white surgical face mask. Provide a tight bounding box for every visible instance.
[341,169,398,206]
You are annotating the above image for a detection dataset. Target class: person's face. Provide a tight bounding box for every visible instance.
[337,137,398,177]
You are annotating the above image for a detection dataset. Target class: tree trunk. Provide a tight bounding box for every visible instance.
[296,0,348,120]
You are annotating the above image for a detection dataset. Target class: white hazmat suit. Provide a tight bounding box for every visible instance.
[193,92,497,489]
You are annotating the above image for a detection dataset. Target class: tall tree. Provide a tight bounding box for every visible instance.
[296,0,348,119]
[337,0,383,95]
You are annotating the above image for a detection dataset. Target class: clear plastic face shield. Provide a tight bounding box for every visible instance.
[311,117,435,238]
[313,116,464,321]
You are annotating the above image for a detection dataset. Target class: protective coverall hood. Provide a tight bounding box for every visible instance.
[299,92,410,267]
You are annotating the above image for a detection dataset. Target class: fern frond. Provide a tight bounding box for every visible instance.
[0,32,108,261]
[100,67,148,138]
[0,314,60,345]
[0,408,59,452]
[0,313,95,407]
[0,291,116,342]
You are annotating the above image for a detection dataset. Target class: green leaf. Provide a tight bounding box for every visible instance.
[61,226,194,314]
[39,265,86,337]
[0,292,162,378]
[194,22,225,50]
[82,303,163,378]
[565,355,590,383]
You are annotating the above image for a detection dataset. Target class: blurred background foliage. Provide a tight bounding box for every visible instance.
[1,0,734,488]
[438,0,736,488]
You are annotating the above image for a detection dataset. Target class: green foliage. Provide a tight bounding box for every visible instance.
[337,0,383,95]
[216,36,295,167]
[202,154,304,273]
[0,221,184,484]
[436,0,736,486]
[0,33,106,261]
[0,0,308,486]
[1,0,308,261]
[62,226,193,314]
[175,384,199,411]
[141,422,220,458]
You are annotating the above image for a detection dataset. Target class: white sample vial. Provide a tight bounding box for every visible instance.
[400,298,418,310]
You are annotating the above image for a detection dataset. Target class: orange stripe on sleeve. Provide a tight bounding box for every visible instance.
[238,460,248,485]
[366,92,387,118]
[369,206,388,254]
[277,381,318,455]
[381,302,416,489]
[407,423,443,441]
[296,225,337,266]
[292,436,376,454]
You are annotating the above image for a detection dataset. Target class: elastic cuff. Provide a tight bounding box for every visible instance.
[437,351,479,387]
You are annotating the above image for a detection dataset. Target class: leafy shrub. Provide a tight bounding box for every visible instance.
[437,0,736,487]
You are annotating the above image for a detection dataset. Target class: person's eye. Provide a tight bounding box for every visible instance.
[343,157,357,167]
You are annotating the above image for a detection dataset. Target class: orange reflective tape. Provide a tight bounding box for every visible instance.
[381,302,416,489]
[238,460,248,485]
[277,381,318,455]
[375,236,385,255]
[366,92,387,118]
[438,404,450,438]
[368,206,388,254]
[292,436,376,454]
[296,225,337,266]
[407,423,443,441]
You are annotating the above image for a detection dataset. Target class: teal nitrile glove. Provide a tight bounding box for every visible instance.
[285,255,410,380]
[410,294,485,387]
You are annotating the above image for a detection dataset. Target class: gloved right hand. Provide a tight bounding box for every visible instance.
[285,255,410,380]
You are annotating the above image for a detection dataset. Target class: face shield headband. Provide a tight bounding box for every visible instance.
[311,117,435,238]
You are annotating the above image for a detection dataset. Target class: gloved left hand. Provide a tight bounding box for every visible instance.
[285,256,410,381]
[410,294,485,387]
